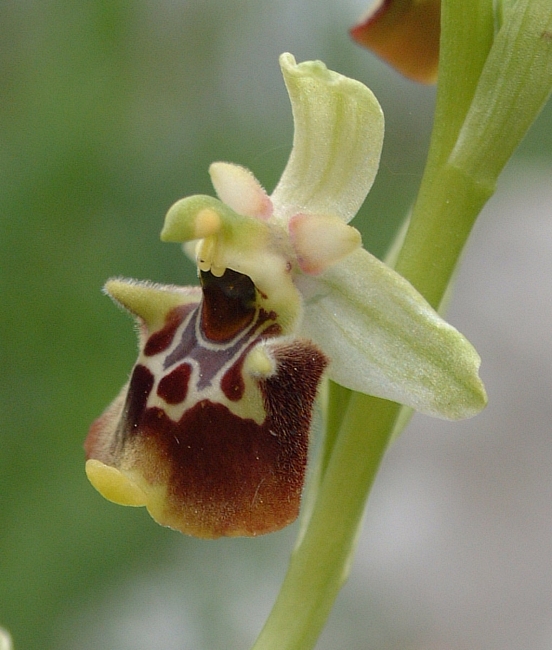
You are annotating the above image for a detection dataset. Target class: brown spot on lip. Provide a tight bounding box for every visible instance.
[220,353,246,402]
[157,363,192,404]
[125,364,155,434]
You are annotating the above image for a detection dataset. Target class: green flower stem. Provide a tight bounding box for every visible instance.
[395,0,494,308]
[295,381,353,546]
[449,0,552,188]
[252,395,401,650]
[394,163,492,309]
[423,0,494,177]
[320,381,353,477]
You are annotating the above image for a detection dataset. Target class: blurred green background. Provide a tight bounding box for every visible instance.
[1,2,551,649]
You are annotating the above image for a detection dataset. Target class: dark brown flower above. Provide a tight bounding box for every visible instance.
[351,0,441,84]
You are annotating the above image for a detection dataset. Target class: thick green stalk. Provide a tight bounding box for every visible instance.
[395,0,494,306]
[319,381,352,478]
[449,0,552,187]
[295,381,353,546]
[424,0,494,175]
[394,163,493,308]
[252,395,401,650]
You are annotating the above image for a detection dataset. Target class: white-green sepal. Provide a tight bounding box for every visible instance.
[271,53,384,224]
[297,248,487,420]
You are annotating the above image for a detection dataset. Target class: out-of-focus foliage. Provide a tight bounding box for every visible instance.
[0,2,550,649]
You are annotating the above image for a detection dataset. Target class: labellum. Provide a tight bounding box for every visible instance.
[85,268,327,538]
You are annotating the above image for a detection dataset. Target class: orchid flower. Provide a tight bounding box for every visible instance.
[351,0,441,84]
[85,53,486,539]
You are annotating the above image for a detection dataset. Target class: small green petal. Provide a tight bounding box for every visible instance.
[271,53,384,224]
[162,195,270,271]
[162,195,261,244]
[209,162,273,220]
[297,248,487,420]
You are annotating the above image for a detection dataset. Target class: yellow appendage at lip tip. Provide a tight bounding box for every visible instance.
[85,459,147,507]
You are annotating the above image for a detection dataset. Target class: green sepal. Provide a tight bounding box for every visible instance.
[271,53,384,224]
[298,248,487,420]
[105,278,199,332]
